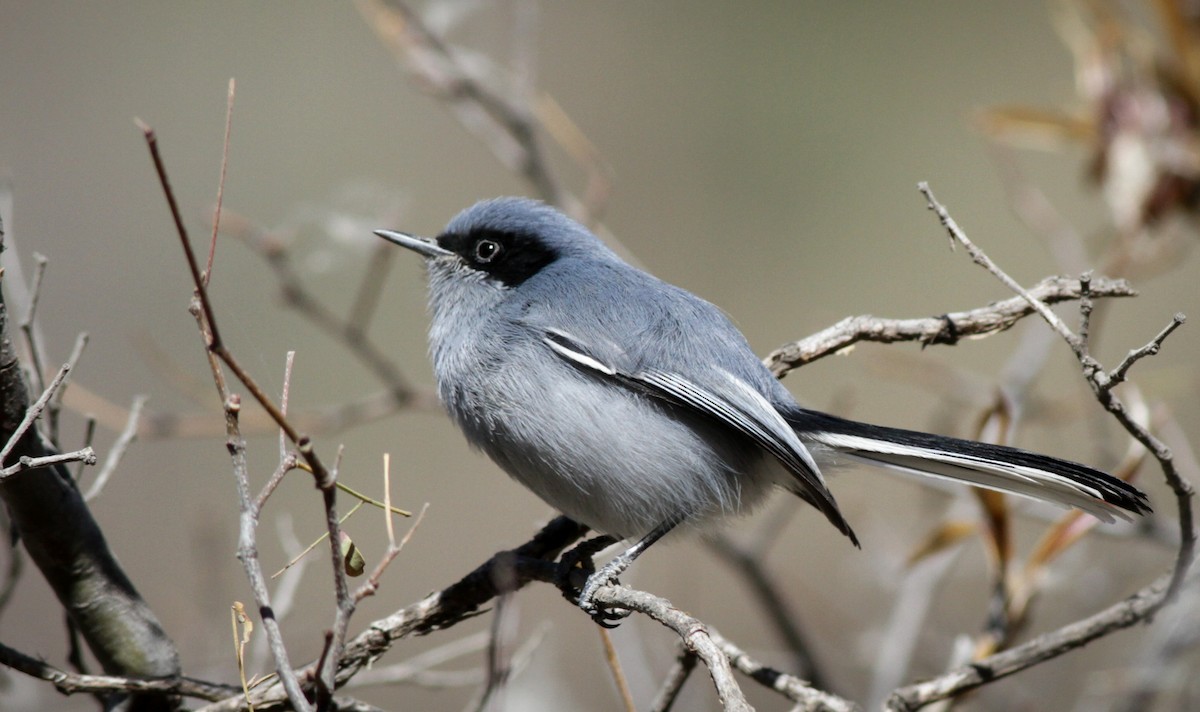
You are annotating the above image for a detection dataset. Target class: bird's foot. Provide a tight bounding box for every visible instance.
[576,564,632,628]
[557,535,630,627]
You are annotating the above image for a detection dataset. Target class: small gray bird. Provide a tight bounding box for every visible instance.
[377,197,1149,620]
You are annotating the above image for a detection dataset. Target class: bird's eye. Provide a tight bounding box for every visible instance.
[474,239,501,263]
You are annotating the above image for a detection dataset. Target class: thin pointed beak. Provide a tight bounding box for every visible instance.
[374,229,453,258]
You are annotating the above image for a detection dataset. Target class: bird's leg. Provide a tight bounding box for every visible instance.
[576,519,678,627]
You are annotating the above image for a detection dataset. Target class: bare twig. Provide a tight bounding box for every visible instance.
[82,394,146,500]
[279,349,294,461]
[0,341,82,466]
[224,394,312,712]
[255,453,299,517]
[353,502,428,603]
[217,210,432,410]
[0,448,95,478]
[598,627,637,712]
[141,121,372,703]
[886,574,1169,710]
[357,0,563,206]
[1104,313,1186,391]
[648,646,698,712]
[73,415,96,482]
[204,78,235,287]
[140,123,325,477]
[705,532,828,689]
[247,514,312,673]
[920,183,1083,349]
[45,331,88,444]
[137,119,222,350]
[382,453,395,546]
[18,252,48,399]
[765,275,1136,377]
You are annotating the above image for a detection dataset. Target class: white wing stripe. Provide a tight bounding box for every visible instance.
[542,332,616,376]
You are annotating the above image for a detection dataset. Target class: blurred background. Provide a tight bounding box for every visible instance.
[1,1,1196,710]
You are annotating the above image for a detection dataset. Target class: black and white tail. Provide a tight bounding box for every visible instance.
[784,407,1151,523]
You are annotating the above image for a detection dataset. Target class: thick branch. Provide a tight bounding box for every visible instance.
[0,253,181,710]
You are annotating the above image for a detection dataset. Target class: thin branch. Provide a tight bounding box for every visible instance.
[382,453,395,546]
[598,627,637,712]
[248,514,312,673]
[1078,271,1096,350]
[137,119,222,351]
[919,182,1083,351]
[358,0,563,205]
[83,394,146,500]
[279,349,294,462]
[139,127,357,675]
[886,574,1170,710]
[649,646,698,712]
[353,502,428,603]
[18,252,48,398]
[255,452,298,516]
[317,450,353,702]
[0,448,96,478]
[72,415,97,482]
[204,78,235,287]
[45,331,87,444]
[217,210,427,409]
[345,245,394,337]
[765,275,1135,377]
[225,394,312,712]
[1104,312,1186,390]
[141,123,333,482]
[0,343,79,466]
[705,532,829,689]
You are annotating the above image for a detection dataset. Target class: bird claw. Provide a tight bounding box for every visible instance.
[558,535,631,626]
[576,570,632,628]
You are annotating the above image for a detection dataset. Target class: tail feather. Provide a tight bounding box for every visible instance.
[784,407,1151,523]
